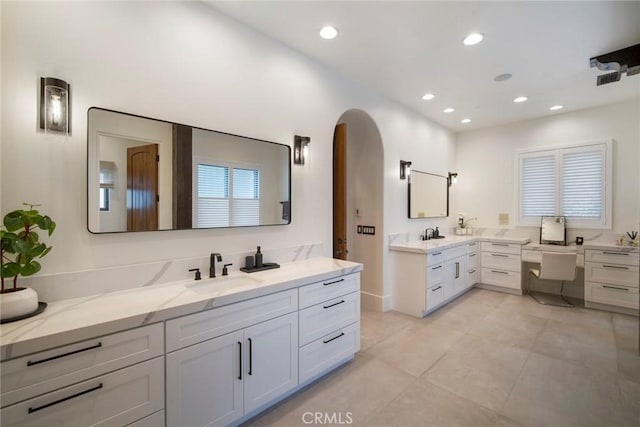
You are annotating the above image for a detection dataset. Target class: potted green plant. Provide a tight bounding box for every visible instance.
[0,203,56,321]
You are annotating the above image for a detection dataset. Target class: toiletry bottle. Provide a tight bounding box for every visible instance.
[255,246,263,268]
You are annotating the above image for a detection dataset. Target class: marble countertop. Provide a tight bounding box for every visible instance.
[390,235,531,254]
[524,240,639,253]
[582,240,639,252]
[0,257,363,361]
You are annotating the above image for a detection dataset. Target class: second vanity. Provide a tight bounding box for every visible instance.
[390,235,530,317]
[0,257,362,427]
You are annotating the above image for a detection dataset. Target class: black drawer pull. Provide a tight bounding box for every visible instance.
[469,269,476,274]
[28,383,103,414]
[491,270,509,275]
[27,343,103,367]
[323,278,345,286]
[603,251,628,256]
[602,264,629,270]
[431,265,442,270]
[323,300,345,309]
[323,332,345,344]
[238,341,242,380]
[469,253,477,257]
[248,338,253,376]
[603,285,630,291]
[491,254,509,258]
[432,252,442,256]
[432,286,442,291]
[491,243,509,247]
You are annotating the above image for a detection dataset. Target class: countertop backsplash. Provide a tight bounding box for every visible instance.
[18,243,324,303]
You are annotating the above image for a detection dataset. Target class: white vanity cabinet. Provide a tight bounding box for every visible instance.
[298,273,360,384]
[0,324,165,427]
[165,289,298,427]
[480,242,523,293]
[391,243,476,317]
[585,249,639,313]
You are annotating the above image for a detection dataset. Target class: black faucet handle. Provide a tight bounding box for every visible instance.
[188,268,201,281]
[222,263,233,276]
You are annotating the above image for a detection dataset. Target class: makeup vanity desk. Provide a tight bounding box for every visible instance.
[522,243,585,267]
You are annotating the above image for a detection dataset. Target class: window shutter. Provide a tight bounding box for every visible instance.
[232,168,260,226]
[99,161,117,189]
[521,154,556,218]
[196,164,229,227]
[561,147,604,219]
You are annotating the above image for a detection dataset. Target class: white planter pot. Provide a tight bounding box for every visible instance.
[0,287,39,320]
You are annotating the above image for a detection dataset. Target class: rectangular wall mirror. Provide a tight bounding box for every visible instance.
[540,216,566,245]
[87,108,291,233]
[408,170,449,218]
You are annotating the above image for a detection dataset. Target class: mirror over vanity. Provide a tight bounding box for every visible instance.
[540,215,566,245]
[87,108,291,233]
[408,170,449,218]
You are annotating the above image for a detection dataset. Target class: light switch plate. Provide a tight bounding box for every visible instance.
[499,213,509,225]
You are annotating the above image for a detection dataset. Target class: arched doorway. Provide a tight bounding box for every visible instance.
[333,110,385,311]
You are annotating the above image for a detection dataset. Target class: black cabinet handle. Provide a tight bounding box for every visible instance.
[248,338,253,376]
[469,253,477,257]
[602,264,629,270]
[455,262,460,279]
[603,285,629,291]
[323,332,345,344]
[238,341,242,380]
[603,251,628,256]
[323,300,345,309]
[432,252,442,256]
[491,270,509,275]
[491,254,509,258]
[323,278,345,286]
[469,269,476,274]
[27,343,103,367]
[28,383,103,414]
[491,243,509,247]
[432,286,442,291]
[431,265,442,270]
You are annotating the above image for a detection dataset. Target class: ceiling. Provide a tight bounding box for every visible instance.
[208,1,640,133]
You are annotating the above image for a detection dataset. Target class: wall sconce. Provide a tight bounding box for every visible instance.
[294,135,310,165]
[448,172,458,187]
[400,160,412,180]
[40,77,71,134]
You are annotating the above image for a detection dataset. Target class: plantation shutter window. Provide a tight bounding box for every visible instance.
[561,146,604,220]
[520,154,556,219]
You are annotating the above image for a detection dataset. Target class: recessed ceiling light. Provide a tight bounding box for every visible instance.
[461,118,471,124]
[422,93,435,100]
[463,32,484,46]
[513,96,528,103]
[494,73,512,82]
[550,105,564,111]
[319,26,338,40]
[443,107,455,113]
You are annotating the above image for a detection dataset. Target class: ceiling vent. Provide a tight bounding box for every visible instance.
[590,43,640,86]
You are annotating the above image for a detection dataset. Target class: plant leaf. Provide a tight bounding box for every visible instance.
[40,246,53,258]
[3,211,24,231]
[0,262,21,278]
[21,261,41,276]
[28,243,46,258]
[11,239,29,254]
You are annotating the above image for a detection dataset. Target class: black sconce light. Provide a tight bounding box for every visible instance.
[400,160,412,180]
[448,172,458,187]
[40,77,71,134]
[294,135,310,165]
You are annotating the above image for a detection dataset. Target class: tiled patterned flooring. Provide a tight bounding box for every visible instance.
[246,289,639,426]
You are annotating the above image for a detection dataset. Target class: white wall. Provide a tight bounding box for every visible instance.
[1,1,455,293]
[455,99,640,235]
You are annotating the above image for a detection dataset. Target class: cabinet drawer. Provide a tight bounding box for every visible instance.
[481,268,521,290]
[444,245,467,261]
[585,263,639,288]
[426,263,444,286]
[426,250,444,266]
[466,268,480,287]
[1,323,163,408]
[585,282,639,309]
[299,322,360,384]
[481,242,522,255]
[585,250,639,267]
[426,284,445,310]
[481,252,521,272]
[467,252,479,269]
[0,357,164,427]
[466,241,478,253]
[166,289,297,352]
[299,273,360,309]
[127,410,165,427]
[299,291,360,346]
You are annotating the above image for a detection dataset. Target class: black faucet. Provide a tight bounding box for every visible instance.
[424,228,435,240]
[210,253,222,278]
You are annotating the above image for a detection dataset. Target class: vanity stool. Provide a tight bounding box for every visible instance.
[527,252,577,307]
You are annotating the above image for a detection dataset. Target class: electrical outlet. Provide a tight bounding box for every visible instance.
[362,226,376,235]
[357,225,363,234]
[499,213,509,225]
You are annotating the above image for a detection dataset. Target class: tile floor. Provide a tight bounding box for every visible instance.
[246,289,639,426]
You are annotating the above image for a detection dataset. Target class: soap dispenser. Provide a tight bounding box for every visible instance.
[254,246,263,268]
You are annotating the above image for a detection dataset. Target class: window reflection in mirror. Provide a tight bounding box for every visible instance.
[87,108,291,233]
[408,171,449,218]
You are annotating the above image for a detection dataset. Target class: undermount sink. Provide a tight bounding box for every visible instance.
[186,275,260,293]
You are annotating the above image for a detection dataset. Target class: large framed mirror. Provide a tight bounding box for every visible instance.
[87,108,291,233]
[408,170,449,218]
